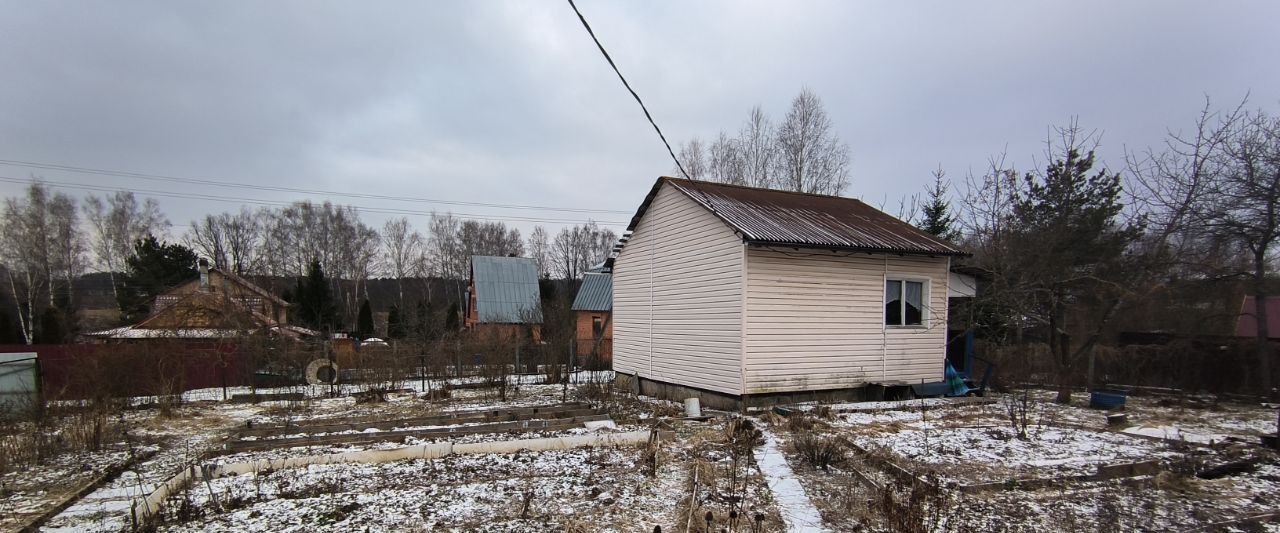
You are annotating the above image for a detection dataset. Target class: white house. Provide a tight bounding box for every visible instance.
[613,177,968,408]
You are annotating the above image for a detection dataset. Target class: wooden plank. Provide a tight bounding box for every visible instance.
[222,413,612,453]
[15,449,156,533]
[237,405,602,438]
[239,402,591,434]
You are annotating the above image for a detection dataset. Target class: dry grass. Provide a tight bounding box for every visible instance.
[791,434,846,471]
[756,410,786,427]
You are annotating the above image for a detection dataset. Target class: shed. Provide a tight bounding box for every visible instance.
[465,256,543,340]
[1236,295,1280,340]
[613,176,967,408]
[571,272,613,365]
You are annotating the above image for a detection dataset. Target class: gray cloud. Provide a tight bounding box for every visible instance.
[0,0,1277,236]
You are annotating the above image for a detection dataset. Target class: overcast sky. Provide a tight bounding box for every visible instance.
[1,1,1277,239]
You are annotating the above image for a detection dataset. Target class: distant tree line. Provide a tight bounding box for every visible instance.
[0,184,619,344]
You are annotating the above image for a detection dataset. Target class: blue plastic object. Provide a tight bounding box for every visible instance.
[1089,390,1127,410]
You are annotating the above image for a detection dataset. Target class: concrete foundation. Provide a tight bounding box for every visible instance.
[616,372,877,411]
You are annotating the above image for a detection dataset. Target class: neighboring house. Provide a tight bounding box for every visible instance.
[1236,295,1280,341]
[464,256,543,340]
[613,177,967,409]
[571,271,613,366]
[86,260,314,341]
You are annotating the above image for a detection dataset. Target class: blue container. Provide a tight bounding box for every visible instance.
[1089,390,1127,410]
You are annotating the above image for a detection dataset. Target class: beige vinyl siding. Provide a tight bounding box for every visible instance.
[743,248,949,393]
[882,255,950,382]
[612,183,745,395]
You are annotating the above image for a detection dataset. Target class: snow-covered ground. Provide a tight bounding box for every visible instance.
[9,381,1280,532]
[165,446,684,532]
[754,428,827,532]
[767,389,1280,531]
[20,377,788,532]
[854,425,1179,483]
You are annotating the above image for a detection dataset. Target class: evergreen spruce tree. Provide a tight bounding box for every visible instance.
[1009,148,1142,403]
[35,307,63,344]
[444,301,460,333]
[117,235,199,323]
[295,259,337,333]
[919,169,960,241]
[356,299,374,338]
[386,305,405,339]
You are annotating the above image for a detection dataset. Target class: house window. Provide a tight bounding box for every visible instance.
[885,279,925,326]
[592,316,605,339]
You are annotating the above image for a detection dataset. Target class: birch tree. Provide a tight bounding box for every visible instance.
[739,105,776,188]
[83,192,168,299]
[1,183,86,343]
[382,216,426,305]
[527,225,551,278]
[775,87,851,195]
[676,138,709,180]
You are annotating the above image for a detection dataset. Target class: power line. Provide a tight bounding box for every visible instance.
[0,158,631,215]
[566,0,689,179]
[0,175,627,226]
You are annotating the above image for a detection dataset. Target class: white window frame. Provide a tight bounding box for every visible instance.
[884,275,929,328]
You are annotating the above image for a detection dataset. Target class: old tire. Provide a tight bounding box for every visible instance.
[305,359,339,385]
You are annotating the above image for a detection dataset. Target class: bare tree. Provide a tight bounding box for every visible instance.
[527,225,551,278]
[382,216,426,306]
[221,207,265,275]
[1,185,49,344]
[427,212,463,279]
[1129,99,1280,393]
[187,214,229,270]
[47,192,85,309]
[708,130,746,185]
[739,105,776,188]
[775,87,851,195]
[83,192,168,299]
[1,183,84,343]
[676,138,709,180]
[1208,109,1280,392]
[550,221,617,280]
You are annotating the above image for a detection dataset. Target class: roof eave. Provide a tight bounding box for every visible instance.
[744,239,971,258]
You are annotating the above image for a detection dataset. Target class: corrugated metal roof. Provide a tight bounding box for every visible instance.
[471,256,542,323]
[571,273,612,312]
[627,177,967,257]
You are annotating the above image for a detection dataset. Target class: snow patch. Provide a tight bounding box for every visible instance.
[754,428,828,532]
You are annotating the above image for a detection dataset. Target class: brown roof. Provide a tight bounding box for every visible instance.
[628,177,967,256]
[212,268,289,307]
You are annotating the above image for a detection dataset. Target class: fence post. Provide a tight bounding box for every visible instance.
[34,355,45,420]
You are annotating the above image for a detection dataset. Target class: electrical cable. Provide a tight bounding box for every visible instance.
[0,158,630,215]
[0,175,626,226]
[566,0,689,179]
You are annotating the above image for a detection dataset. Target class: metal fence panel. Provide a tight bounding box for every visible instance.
[0,352,38,414]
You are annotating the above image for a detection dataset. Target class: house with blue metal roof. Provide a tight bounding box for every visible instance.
[464,256,543,340]
[571,272,613,366]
